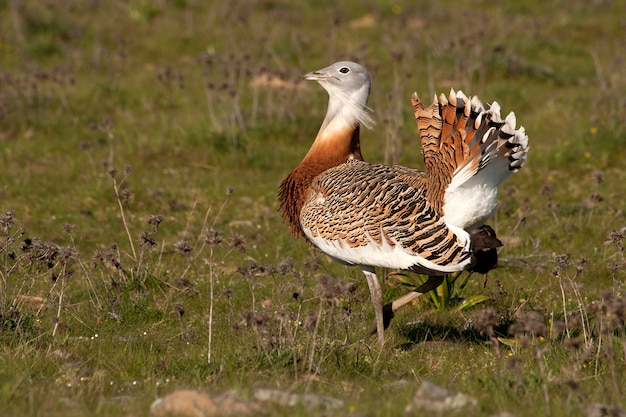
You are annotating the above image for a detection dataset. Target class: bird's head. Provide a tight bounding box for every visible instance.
[304,61,370,93]
[304,61,375,130]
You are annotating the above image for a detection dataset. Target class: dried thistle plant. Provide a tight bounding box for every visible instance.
[471,307,500,357]
[314,274,356,305]
[509,311,547,349]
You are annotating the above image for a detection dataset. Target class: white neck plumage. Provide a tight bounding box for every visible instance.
[317,83,375,138]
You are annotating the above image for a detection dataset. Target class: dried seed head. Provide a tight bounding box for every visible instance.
[471,307,497,337]
[606,228,625,249]
[21,237,62,267]
[607,262,620,276]
[540,183,553,196]
[553,253,570,272]
[242,310,271,328]
[588,191,603,203]
[237,262,259,278]
[303,255,321,271]
[276,309,294,324]
[172,302,184,317]
[174,277,192,289]
[204,228,222,246]
[575,257,588,275]
[148,214,164,230]
[315,274,356,304]
[277,257,294,275]
[259,264,276,276]
[0,211,14,235]
[592,170,604,184]
[546,199,559,211]
[173,239,192,254]
[139,231,156,248]
[237,262,275,278]
[231,233,246,253]
[119,189,131,205]
[525,311,547,337]
[597,290,626,324]
[59,245,79,263]
[91,247,121,270]
[509,311,547,338]
[168,198,186,211]
[564,337,584,351]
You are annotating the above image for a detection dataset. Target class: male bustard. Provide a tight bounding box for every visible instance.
[278,61,528,347]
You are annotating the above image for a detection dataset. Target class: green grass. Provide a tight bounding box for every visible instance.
[1,0,626,416]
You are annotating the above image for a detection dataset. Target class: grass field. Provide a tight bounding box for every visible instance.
[1,1,626,416]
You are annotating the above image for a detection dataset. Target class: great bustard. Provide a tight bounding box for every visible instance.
[278,61,528,347]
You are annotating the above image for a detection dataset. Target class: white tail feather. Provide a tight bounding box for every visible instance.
[442,96,529,230]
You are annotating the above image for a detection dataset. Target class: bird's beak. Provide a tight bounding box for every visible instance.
[303,70,332,81]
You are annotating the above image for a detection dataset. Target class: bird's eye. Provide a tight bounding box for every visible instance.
[339,67,350,74]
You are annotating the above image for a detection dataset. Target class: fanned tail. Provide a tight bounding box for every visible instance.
[411,89,529,230]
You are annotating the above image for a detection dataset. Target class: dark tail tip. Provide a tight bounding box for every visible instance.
[469,225,503,274]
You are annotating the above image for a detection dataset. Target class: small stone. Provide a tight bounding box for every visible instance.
[587,403,626,417]
[150,390,261,417]
[253,388,344,409]
[49,349,71,360]
[405,380,477,414]
[58,397,80,409]
[345,412,373,417]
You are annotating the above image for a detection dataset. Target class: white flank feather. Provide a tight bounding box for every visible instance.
[303,226,472,275]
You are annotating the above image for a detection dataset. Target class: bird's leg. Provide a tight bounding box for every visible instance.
[368,275,445,335]
[390,275,445,312]
[362,268,385,347]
